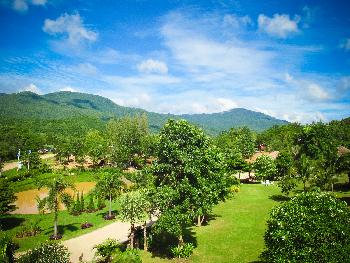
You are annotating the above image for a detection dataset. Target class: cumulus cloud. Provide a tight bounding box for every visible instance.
[305,83,331,102]
[258,13,300,38]
[60,86,79,92]
[43,13,98,45]
[223,14,253,28]
[137,59,168,74]
[20,83,42,94]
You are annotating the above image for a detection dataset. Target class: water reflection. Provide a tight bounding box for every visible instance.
[12,182,96,214]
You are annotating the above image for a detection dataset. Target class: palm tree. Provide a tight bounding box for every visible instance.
[95,170,124,218]
[37,175,75,238]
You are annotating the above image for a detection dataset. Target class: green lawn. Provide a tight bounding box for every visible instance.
[0,201,121,251]
[141,184,282,263]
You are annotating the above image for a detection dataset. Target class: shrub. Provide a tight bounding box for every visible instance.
[171,243,194,258]
[262,191,350,263]
[86,195,96,212]
[17,242,70,263]
[111,248,142,263]
[81,222,93,229]
[0,233,18,263]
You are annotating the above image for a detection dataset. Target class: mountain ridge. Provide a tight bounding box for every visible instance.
[0,91,288,134]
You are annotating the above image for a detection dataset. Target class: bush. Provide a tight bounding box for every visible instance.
[81,222,93,229]
[262,191,350,263]
[17,242,70,263]
[0,233,18,263]
[171,243,194,258]
[94,239,141,263]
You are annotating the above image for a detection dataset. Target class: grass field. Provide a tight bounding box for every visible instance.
[0,201,121,251]
[141,184,282,263]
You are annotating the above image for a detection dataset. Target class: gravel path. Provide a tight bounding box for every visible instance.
[3,153,55,172]
[63,218,156,263]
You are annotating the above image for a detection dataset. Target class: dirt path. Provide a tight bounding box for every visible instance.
[63,218,155,263]
[2,153,55,172]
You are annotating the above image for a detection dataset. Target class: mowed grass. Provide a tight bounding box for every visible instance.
[0,201,121,251]
[141,184,282,263]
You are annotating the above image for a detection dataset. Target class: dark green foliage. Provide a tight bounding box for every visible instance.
[80,191,85,212]
[94,239,141,263]
[152,119,229,247]
[0,179,17,214]
[17,242,70,263]
[275,151,297,195]
[0,233,17,263]
[262,191,350,263]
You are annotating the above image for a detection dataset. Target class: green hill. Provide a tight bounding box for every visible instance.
[0,91,288,134]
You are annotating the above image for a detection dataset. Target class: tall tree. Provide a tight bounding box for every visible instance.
[119,190,147,249]
[95,171,124,218]
[254,155,277,183]
[106,114,149,168]
[36,175,75,238]
[153,120,228,247]
[84,130,106,166]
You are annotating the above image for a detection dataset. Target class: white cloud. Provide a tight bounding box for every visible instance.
[43,13,98,45]
[10,0,46,12]
[137,59,168,74]
[305,83,331,102]
[60,86,79,92]
[258,13,300,38]
[20,83,42,94]
[12,0,28,11]
[216,98,238,111]
[340,38,350,51]
[223,14,253,28]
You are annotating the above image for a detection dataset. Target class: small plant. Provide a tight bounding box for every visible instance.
[171,242,194,258]
[49,233,62,240]
[15,220,42,238]
[94,238,121,262]
[81,222,93,229]
[229,185,240,193]
[94,239,141,263]
[104,214,115,220]
[17,241,70,263]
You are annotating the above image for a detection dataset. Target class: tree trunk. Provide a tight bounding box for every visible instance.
[143,221,147,251]
[331,183,334,192]
[130,223,134,249]
[197,215,201,226]
[201,215,205,225]
[178,234,184,247]
[109,194,112,217]
[54,203,58,237]
[303,181,306,192]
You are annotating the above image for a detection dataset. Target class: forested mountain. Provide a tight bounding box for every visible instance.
[0,91,287,134]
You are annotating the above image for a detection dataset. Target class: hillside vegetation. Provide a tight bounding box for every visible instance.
[0,91,287,133]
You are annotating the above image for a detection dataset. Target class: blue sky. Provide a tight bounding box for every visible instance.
[0,0,349,122]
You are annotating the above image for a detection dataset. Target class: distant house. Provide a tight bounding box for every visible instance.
[246,151,279,163]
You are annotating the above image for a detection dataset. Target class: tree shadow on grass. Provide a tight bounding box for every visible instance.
[96,209,118,218]
[333,183,350,192]
[0,216,25,230]
[269,194,291,202]
[148,227,197,259]
[43,223,79,236]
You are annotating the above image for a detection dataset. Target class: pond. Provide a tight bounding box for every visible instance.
[11,182,96,214]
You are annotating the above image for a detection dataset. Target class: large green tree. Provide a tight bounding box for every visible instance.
[153,120,228,247]
[84,130,106,166]
[254,155,276,182]
[106,114,149,168]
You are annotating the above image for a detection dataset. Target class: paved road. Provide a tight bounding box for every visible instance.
[63,218,156,263]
